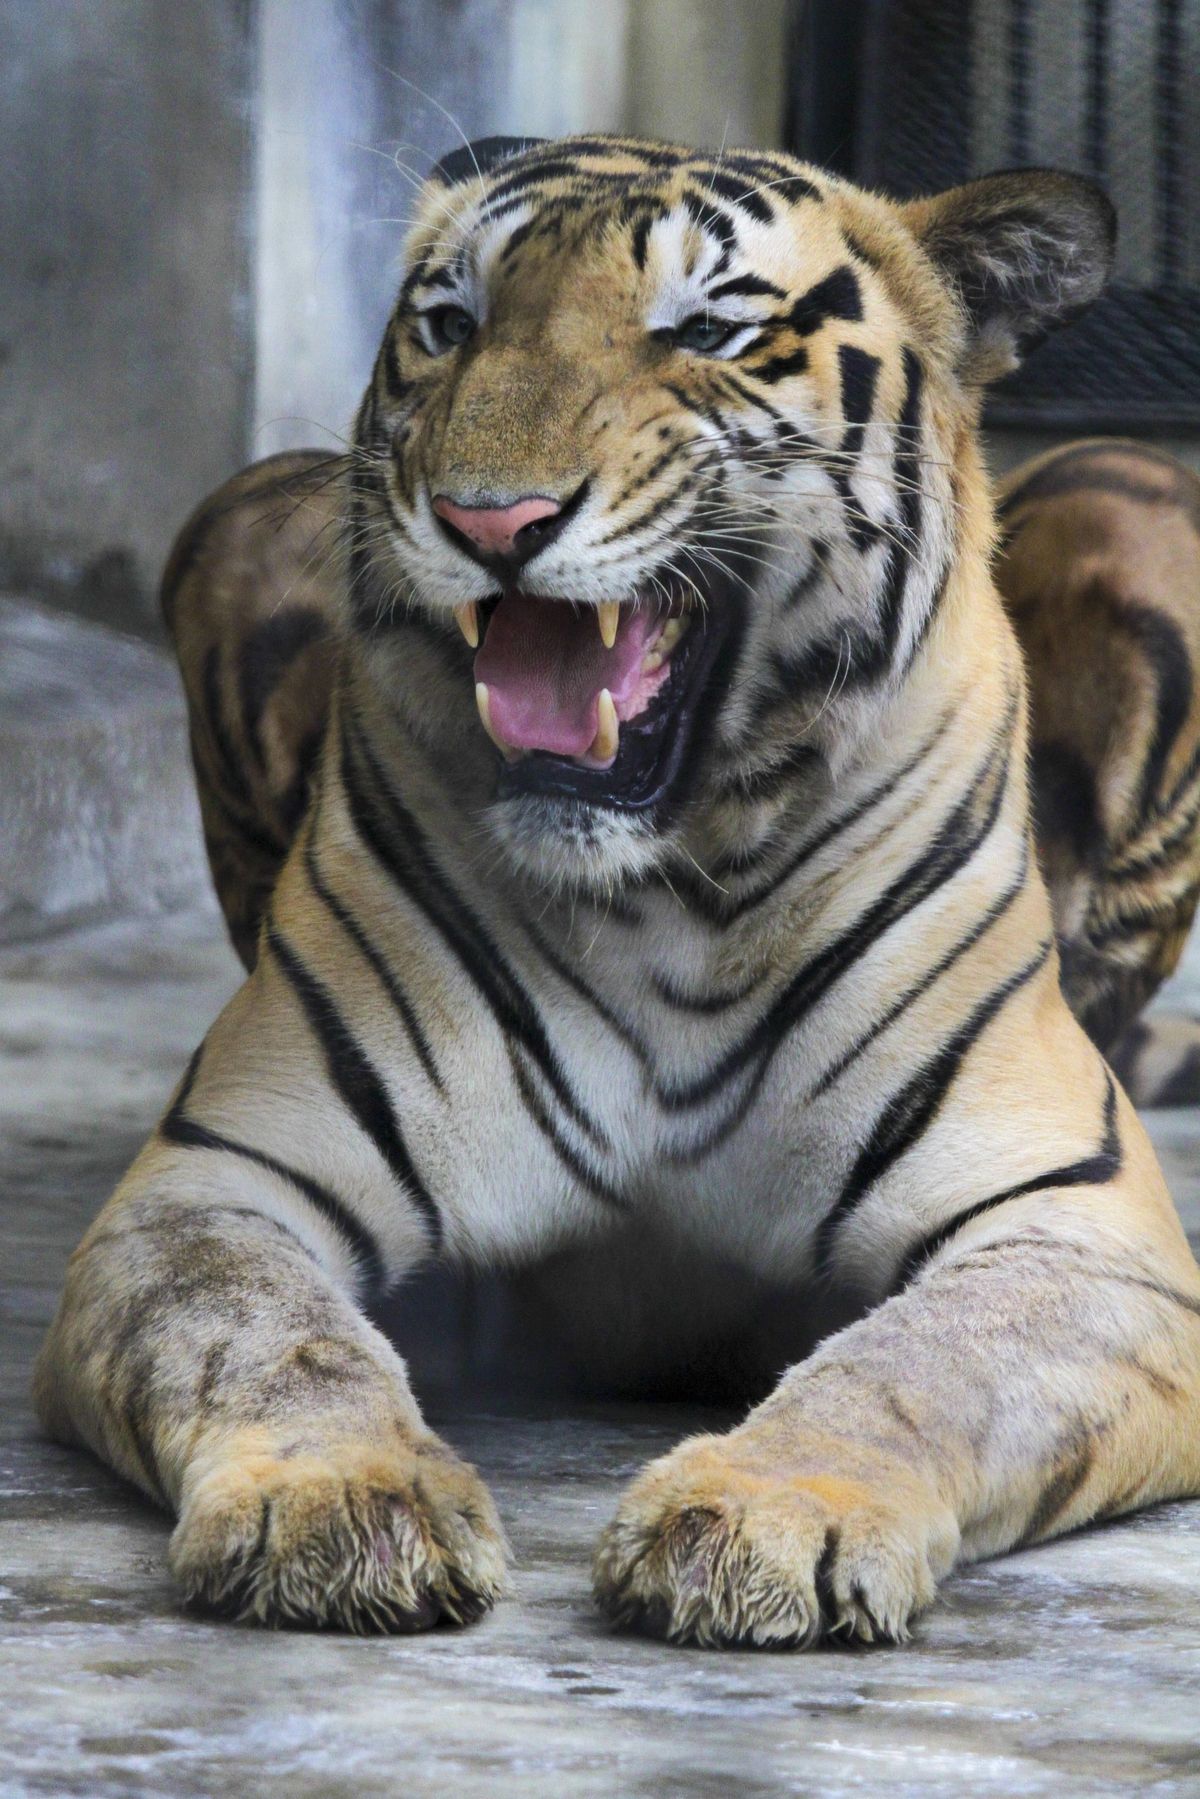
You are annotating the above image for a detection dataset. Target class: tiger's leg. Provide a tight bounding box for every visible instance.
[33,851,511,1632]
[594,1017,1200,1647]
[995,440,1200,1100]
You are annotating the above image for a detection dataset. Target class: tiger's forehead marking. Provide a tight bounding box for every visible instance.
[403,137,831,309]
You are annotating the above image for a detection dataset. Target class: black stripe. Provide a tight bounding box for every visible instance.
[698,169,774,223]
[599,472,697,549]
[653,968,763,1014]
[1084,888,1189,952]
[835,345,882,552]
[340,719,609,1154]
[566,138,684,168]
[708,273,787,302]
[811,835,1032,1097]
[751,345,810,385]
[838,344,879,429]
[842,229,883,272]
[1113,1272,1200,1320]
[662,703,1015,1113]
[1021,1435,1095,1544]
[518,925,651,1066]
[816,940,1052,1272]
[1119,602,1192,817]
[581,886,644,927]
[771,173,823,206]
[1030,741,1106,866]
[267,927,444,1253]
[500,217,538,263]
[277,723,326,836]
[303,836,444,1092]
[398,256,429,303]
[237,608,328,771]
[790,266,863,334]
[722,700,961,923]
[997,451,1200,534]
[431,135,545,189]
[876,347,925,665]
[768,620,885,701]
[416,265,457,294]
[681,190,739,257]
[161,1046,389,1296]
[609,439,688,511]
[707,738,824,808]
[504,1046,629,1212]
[893,1072,1121,1290]
[484,158,581,205]
[201,645,253,808]
[199,647,288,860]
[782,541,829,611]
[1162,729,1200,819]
[381,328,411,402]
[1112,782,1200,883]
[722,151,822,203]
[713,368,795,439]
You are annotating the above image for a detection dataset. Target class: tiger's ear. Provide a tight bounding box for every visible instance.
[902,170,1116,385]
[430,136,546,188]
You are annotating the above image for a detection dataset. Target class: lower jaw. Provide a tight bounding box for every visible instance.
[484,790,668,893]
[492,592,745,820]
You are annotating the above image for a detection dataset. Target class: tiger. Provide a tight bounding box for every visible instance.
[35,134,1200,1648]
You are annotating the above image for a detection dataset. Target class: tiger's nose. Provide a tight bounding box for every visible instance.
[431,493,564,565]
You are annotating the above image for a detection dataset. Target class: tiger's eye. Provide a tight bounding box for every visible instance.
[426,306,476,351]
[673,315,737,354]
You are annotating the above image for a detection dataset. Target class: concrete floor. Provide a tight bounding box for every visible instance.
[3,908,1200,1797]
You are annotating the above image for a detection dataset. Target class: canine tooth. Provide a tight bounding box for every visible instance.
[475,682,516,760]
[598,601,620,650]
[454,602,479,648]
[593,688,619,762]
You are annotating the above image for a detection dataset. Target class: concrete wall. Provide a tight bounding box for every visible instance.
[254,0,518,462]
[0,2,257,634]
[1,0,790,633]
[253,0,789,458]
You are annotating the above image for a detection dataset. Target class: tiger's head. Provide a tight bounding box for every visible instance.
[348,134,1113,891]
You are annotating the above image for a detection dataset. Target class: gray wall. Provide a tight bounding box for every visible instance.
[0,0,789,636]
[252,0,789,458]
[0,2,257,634]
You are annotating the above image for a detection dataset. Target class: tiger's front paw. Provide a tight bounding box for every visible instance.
[170,1430,509,1632]
[593,1432,959,1649]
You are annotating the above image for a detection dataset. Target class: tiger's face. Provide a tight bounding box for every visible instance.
[350,135,1112,890]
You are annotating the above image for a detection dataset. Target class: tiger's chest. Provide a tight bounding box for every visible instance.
[384,886,871,1276]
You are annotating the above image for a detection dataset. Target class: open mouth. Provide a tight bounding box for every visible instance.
[452,580,741,811]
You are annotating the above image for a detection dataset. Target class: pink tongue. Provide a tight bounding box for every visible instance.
[474,594,655,757]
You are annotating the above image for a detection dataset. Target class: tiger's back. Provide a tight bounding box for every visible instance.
[162,450,342,965]
[997,439,1200,1096]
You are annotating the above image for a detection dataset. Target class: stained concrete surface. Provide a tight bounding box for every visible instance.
[3,909,1200,1797]
[0,599,211,943]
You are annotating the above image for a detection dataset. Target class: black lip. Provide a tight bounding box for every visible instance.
[493,577,746,814]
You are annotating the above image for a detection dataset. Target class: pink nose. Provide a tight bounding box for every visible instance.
[432,494,562,559]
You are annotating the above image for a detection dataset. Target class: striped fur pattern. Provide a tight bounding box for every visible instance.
[995,439,1200,1105]
[36,137,1200,1647]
